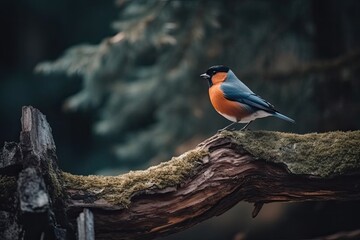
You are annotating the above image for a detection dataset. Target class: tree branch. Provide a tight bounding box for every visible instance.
[1,107,360,240]
[64,131,360,240]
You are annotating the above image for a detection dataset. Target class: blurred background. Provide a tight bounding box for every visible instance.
[1,0,360,239]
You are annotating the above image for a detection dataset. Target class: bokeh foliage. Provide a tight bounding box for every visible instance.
[36,0,360,171]
[1,0,360,239]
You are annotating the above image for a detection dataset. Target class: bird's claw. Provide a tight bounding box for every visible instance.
[239,121,253,131]
[217,129,225,133]
[217,127,237,133]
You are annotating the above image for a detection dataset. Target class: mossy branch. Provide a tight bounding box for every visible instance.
[64,130,360,240]
[1,106,360,240]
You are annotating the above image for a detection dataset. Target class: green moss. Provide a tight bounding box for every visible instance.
[63,148,208,206]
[46,160,64,200]
[0,175,17,201]
[221,130,360,177]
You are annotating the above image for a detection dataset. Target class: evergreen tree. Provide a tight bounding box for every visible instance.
[36,0,360,170]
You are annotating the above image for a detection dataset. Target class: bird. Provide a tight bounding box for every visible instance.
[200,65,295,131]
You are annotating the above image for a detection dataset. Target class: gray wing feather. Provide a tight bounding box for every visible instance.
[221,72,276,113]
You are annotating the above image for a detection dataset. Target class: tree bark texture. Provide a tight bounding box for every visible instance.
[1,106,360,240]
[0,106,68,240]
[64,130,360,240]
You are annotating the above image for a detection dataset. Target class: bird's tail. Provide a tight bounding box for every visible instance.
[273,112,295,123]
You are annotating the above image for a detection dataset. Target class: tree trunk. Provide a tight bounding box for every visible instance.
[1,106,360,240]
[0,106,68,240]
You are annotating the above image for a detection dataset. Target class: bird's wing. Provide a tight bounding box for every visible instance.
[226,70,254,93]
[221,83,276,113]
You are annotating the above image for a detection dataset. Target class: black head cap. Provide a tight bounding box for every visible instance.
[200,65,230,87]
[206,65,229,77]
[200,65,229,80]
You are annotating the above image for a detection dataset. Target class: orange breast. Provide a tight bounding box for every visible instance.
[209,85,249,121]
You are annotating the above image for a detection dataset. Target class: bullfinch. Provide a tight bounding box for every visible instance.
[200,65,295,130]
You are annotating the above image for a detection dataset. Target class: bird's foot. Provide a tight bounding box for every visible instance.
[240,126,250,131]
[217,126,237,133]
[217,129,223,133]
[217,128,227,133]
[218,122,237,133]
[240,121,253,131]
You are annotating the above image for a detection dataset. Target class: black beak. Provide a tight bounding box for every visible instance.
[200,73,210,79]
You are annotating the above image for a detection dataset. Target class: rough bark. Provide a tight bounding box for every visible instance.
[64,131,360,240]
[0,106,68,240]
[1,106,360,240]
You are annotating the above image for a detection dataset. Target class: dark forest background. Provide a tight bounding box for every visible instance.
[1,0,360,239]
